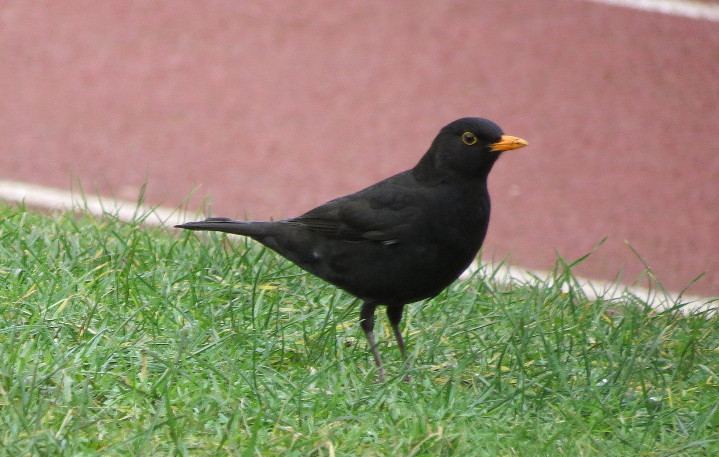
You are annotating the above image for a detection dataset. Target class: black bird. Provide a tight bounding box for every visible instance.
[176,117,527,380]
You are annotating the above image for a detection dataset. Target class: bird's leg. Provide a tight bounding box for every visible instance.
[386,305,407,358]
[387,305,411,382]
[360,301,385,382]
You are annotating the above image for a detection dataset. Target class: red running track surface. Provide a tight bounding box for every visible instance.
[2,1,718,296]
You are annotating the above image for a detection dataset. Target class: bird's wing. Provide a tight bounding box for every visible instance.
[285,188,422,244]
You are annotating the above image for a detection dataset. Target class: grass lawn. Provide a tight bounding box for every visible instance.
[0,204,717,456]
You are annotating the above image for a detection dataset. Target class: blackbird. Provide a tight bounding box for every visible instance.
[176,117,527,381]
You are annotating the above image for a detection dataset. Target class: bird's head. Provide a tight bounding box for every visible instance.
[414,117,528,183]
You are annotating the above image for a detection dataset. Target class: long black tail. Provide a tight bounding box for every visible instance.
[175,217,272,238]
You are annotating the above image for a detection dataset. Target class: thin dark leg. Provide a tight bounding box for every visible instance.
[387,305,411,381]
[360,301,385,381]
[386,305,406,358]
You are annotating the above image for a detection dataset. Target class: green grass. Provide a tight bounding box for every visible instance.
[0,204,717,456]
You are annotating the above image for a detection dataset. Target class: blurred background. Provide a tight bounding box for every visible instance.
[2,1,718,296]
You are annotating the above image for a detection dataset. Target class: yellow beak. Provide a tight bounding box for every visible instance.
[490,135,529,152]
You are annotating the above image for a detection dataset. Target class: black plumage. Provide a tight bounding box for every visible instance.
[177,117,528,380]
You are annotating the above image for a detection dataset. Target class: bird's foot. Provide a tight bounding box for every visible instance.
[376,367,386,383]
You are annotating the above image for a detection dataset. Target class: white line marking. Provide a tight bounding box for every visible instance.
[0,180,186,227]
[462,263,715,314]
[2,179,716,312]
[584,0,719,21]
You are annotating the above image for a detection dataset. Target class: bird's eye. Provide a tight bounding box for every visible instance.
[462,132,477,146]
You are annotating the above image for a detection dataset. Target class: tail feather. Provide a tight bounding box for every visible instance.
[175,217,271,238]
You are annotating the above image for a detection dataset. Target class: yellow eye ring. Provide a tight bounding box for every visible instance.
[462,132,477,146]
